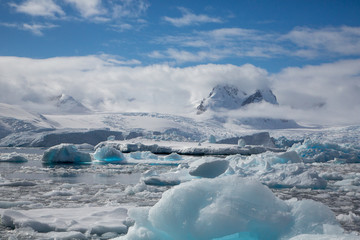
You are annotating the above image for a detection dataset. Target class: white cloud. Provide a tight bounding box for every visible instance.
[0,56,359,126]
[151,26,360,63]
[10,0,65,17]
[0,22,58,36]
[272,59,360,125]
[0,55,269,114]
[112,0,149,18]
[164,7,222,27]
[23,22,58,35]
[282,26,360,57]
[163,48,225,63]
[64,0,106,18]
[151,28,283,63]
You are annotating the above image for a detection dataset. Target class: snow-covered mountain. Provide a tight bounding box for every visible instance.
[197,84,278,114]
[0,103,57,139]
[50,94,90,114]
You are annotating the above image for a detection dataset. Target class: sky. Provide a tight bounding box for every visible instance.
[0,0,360,126]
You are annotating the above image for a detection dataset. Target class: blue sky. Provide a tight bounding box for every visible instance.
[1,0,360,72]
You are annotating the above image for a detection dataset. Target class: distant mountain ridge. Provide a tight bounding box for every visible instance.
[197,84,278,114]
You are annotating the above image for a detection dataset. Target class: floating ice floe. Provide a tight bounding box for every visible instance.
[163,153,182,161]
[1,206,130,238]
[94,145,126,163]
[42,144,91,164]
[0,153,28,162]
[217,132,276,148]
[189,157,229,178]
[95,139,284,157]
[118,176,355,240]
[129,151,158,160]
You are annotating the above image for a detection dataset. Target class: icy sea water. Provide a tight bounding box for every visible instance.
[0,147,360,239]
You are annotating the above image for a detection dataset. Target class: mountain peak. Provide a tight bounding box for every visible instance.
[50,94,90,114]
[197,84,278,114]
[241,89,278,107]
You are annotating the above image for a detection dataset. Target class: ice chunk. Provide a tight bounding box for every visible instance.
[0,153,28,162]
[163,152,182,161]
[337,211,360,225]
[290,139,360,163]
[0,201,32,208]
[217,132,276,148]
[273,151,301,164]
[129,151,158,160]
[42,144,91,164]
[119,176,348,240]
[143,177,181,186]
[209,135,216,143]
[1,206,129,236]
[38,231,87,240]
[94,146,125,163]
[189,158,229,178]
[287,199,340,235]
[107,135,116,141]
[75,143,94,150]
[237,138,246,147]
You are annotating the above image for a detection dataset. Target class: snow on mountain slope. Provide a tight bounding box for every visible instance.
[241,88,278,106]
[0,103,57,138]
[196,84,278,114]
[49,94,90,114]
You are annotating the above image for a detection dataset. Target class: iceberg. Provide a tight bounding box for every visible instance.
[129,151,158,160]
[119,176,353,240]
[189,157,229,178]
[94,145,126,163]
[0,153,28,162]
[163,153,182,161]
[42,144,91,164]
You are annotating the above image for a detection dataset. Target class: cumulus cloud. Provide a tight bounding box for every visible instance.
[10,0,65,17]
[164,7,222,27]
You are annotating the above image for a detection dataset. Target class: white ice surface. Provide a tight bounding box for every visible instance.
[118,176,355,240]
[0,152,28,162]
[0,206,130,236]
